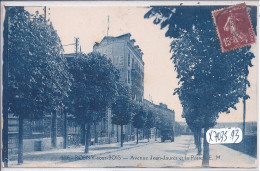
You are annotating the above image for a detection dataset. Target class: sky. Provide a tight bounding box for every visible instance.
[24,6,257,122]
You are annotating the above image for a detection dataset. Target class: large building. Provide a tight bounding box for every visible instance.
[92,33,145,142]
[93,33,144,104]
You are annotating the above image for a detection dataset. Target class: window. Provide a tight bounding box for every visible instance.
[114,56,118,65]
[119,55,124,65]
[32,119,44,134]
[128,53,131,67]
[128,70,131,84]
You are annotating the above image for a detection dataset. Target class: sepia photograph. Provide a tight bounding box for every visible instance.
[1,1,258,169]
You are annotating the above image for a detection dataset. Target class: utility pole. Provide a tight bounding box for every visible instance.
[242,73,247,140]
[63,37,80,57]
[75,37,79,57]
[243,96,246,137]
[43,6,46,22]
[107,16,109,37]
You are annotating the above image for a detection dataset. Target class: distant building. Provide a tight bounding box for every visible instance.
[143,99,175,138]
[93,33,144,104]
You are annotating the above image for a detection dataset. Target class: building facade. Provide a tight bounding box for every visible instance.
[8,112,80,158]
[93,33,145,142]
[143,99,175,139]
[93,33,144,104]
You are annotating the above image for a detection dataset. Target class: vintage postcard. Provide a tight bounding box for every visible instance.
[1,1,258,169]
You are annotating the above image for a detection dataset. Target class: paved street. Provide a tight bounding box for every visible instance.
[9,135,257,168]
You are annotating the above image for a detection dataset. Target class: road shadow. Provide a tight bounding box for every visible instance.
[93,146,120,150]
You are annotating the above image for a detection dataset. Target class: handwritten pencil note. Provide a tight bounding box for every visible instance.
[206,128,243,144]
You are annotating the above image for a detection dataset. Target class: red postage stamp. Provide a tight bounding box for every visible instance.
[212,3,256,53]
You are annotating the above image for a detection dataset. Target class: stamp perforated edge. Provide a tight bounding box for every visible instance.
[211,3,256,53]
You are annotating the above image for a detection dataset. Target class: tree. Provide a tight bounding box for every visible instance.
[145,6,256,166]
[68,52,119,153]
[6,7,72,164]
[173,122,182,136]
[132,105,146,144]
[112,84,132,147]
[182,107,203,155]
[145,110,154,142]
[172,26,254,166]
[93,109,106,144]
[144,6,257,39]
[153,115,161,141]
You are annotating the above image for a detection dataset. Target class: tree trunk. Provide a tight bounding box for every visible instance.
[148,128,150,142]
[84,123,91,153]
[116,125,119,143]
[18,116,24,164]
[202,126,210,167]
[2,108,8,167]
[51,110,57,148]
[194,131,198,148]
[63,111,67,149]
[129,124,131,142]
[197,129,202,155]
[125,125,128,142]
[136,129,139,144]
[94,122,98,144]
[120,124,124,147]
[80,123,85,145]
[155,128,157,141]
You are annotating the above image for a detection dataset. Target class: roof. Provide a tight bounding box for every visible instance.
[99,33,131,43]
[94,33,144,59]
[143,99,175,113]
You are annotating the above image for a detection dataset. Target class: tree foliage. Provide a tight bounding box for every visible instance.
[145,5,256,131]
[7,7,72,119]
[145,109,154,129]
[145,5,256,166]
[68,52,119,123]
[112,84,132,126]
[144,6,257,39]
[132,105,146,129]
[153,115,162,130]
[172,18,254,129]
[5,7,73,164]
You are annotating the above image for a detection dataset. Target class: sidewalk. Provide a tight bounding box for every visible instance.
[8,139,156,167]
[8,136,257,168]
[182,137,257,168]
